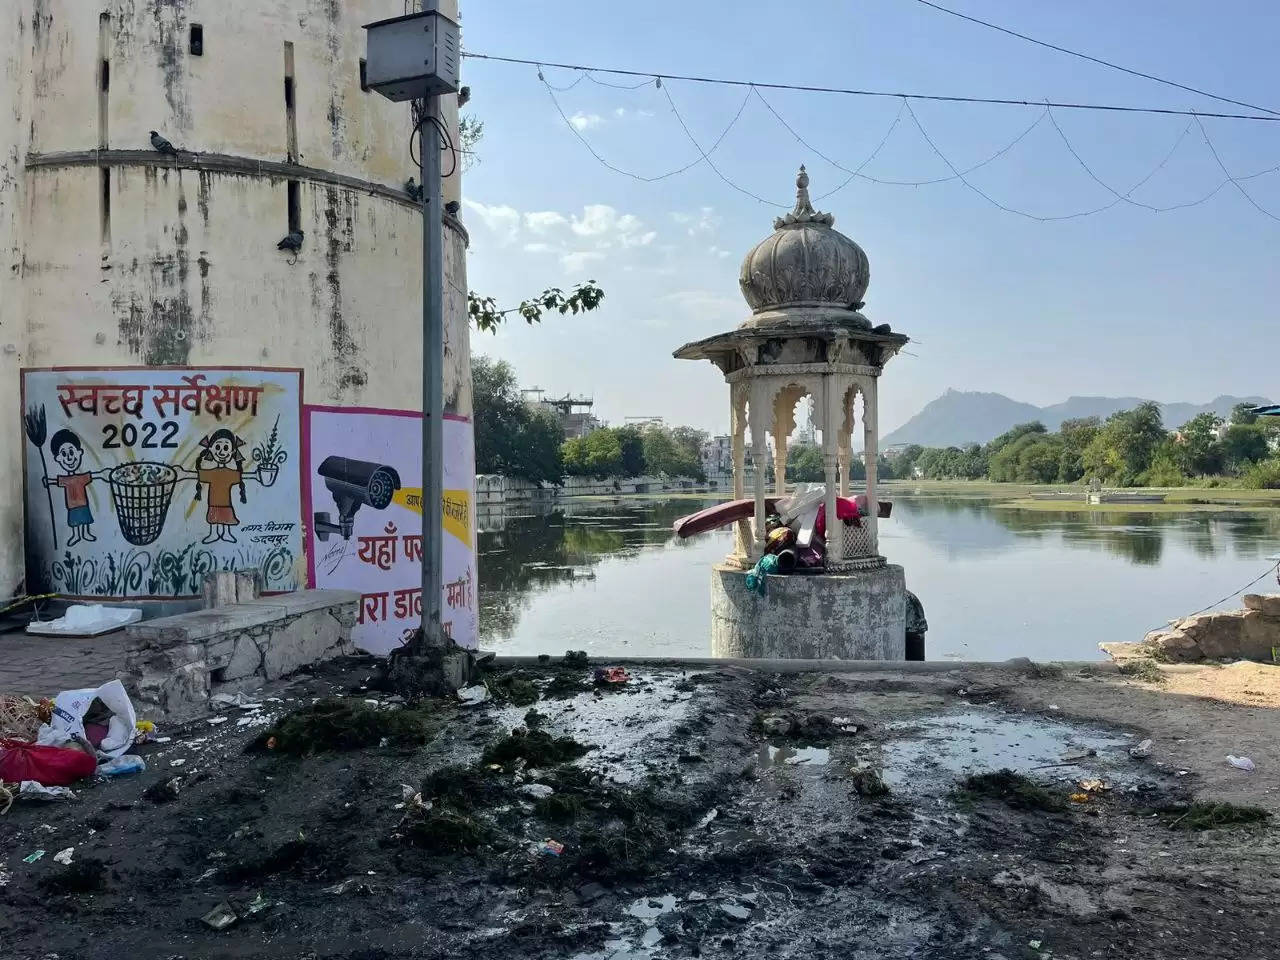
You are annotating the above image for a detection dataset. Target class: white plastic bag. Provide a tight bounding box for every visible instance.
[37,680,138,760]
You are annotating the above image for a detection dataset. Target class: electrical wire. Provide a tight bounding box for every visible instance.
[809,99,905,202]
[660,83,785,205]
[1194,115,1280,223]
[755,85,1047,187]
[584,71,656,90]
[463,51,1280,122]
[909,0,1280,118]
[542,69,752,182]
[1145,561,1279,634]
[409,106,458,179]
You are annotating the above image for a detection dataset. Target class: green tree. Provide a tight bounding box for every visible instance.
[987,422,1047,456]
[562,429,623,478]
[472,356,563,484]
[1056,417,1100,482]
[615,426,646,477]
[468,281,605,334]
[1221,423,1270,470]
[1231,402,1259,426]
[1175,412,1224,476]
[1083,402,1166,486]
[786,442,825,482]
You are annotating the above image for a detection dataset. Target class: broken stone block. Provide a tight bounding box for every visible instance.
[1242,593,1280,617]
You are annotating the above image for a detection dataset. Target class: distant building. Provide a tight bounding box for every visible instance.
[523,389,600,440]
[702,436,733,477]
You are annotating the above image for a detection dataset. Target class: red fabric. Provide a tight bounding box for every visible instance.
[83,722,110,748]
[814,497,861,539]
[0,739,98,786]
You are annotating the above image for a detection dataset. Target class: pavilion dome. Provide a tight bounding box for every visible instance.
[738,167,870,325]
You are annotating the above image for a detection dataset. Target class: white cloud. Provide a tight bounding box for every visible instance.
[571,204,620,237]
[560,250,606,273]
[524,211,568,234]
[464,199,520,244]
[523,242,555,254]
[614,107,627,118]
[569,112,603,131]
[709,245,733,259]
[672,206,721,238]
[571,206,656,249]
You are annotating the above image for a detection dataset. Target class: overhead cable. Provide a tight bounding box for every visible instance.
[909,0,1280,118]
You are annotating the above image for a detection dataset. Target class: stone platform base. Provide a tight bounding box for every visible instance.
[711,563,906,660]
[1102,592,1280,664]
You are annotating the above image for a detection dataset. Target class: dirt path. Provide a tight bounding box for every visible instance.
[1,658,1277,959]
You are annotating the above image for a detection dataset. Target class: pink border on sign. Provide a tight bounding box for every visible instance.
[300,404,473,587]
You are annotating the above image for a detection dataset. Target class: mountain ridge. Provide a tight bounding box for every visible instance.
[883,390,1271,448]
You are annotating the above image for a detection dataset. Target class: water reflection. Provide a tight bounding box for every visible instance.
[479,494,1280,662]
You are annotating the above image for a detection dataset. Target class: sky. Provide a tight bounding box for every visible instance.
[458,0,1280,437]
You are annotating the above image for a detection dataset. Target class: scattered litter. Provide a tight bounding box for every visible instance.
[26,604,140,637]
[1078,779,1110,793]
[1227,755,1256,772]
[18,781,77,802]
[244,892,274,916]
[210,692,264,710]
[324,878,372,896]
[594,667,630,686]
[201,901,239,931]
[833,716,859,733]
[36,679,138,759]
[721,903,751,921]
[98,755,145,777]
[535,839,564,857]
[1029,940,1042,950]
[1069,792,1091,804]
[22,850,46,864]
[400,783,417,800]
[144,776,182,803]
[519,783,554,800]
[207,716,229,726]
[52,847,74,866]
[457,685,489,707]
[695,808,718,829]
[761,716,793,736]
[850,766,890,797]
[154,736,172,744]
[169,758,187,767]
[1129,739,1153,759]
[0,738,98,787]
[1047,705,1060,712]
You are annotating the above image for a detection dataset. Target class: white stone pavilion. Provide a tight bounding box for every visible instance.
[674,167,910,659]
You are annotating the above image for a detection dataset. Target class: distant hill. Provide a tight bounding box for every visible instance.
[883,390,1271,449]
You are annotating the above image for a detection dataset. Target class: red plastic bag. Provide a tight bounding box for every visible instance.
[0,738,98,786]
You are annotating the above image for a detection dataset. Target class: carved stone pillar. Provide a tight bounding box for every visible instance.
[823,375,843,563]
[730,382,749,561]
[748,381,771,559]
[862,375,880,556]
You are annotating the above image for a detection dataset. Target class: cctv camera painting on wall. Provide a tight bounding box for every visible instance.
[19,366,304,599]
[302,405,478,653]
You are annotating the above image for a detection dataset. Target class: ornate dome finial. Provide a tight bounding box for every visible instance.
[774,165,835,229]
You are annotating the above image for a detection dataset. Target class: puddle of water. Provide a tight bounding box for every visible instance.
[626,894,677,921]
[759,744,831,767]
[880,708,1130,794]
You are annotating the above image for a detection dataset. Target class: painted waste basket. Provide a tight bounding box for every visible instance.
[107,462,178,546]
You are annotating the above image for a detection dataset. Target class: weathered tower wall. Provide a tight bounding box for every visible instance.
[0,0,470,598]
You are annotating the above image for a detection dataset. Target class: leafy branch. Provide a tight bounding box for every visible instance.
[468,281,605,334]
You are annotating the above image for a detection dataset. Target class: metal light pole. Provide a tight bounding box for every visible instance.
[420,96,445,647]
[364,4,460,650]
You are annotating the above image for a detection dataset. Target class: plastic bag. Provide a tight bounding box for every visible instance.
[37,680,138,759]
[0,739,98,786]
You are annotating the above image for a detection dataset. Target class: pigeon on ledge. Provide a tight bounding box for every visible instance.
[277,230,304,253]
[149,131,178,156]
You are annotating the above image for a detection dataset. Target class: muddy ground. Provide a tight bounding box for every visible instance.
[2,657,1278,960]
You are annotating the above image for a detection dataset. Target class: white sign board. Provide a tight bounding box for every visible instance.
[303,405,477,653]
[21,367,303,599]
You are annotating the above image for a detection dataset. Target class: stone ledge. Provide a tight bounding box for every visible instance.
[126,590,360,646]
[1105,594,1280,664]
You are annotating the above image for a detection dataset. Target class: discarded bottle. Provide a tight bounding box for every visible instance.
[98,755,146,777]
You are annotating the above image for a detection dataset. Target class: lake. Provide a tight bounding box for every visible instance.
[477,490,1280,662]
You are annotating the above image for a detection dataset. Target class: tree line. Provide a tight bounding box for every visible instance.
[473,356,708,484]
[890,402,1280,488]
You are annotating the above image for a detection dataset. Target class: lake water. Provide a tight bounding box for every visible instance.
[477,490,1280,662]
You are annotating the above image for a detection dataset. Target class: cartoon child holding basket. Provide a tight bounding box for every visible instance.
[43,428,109,546]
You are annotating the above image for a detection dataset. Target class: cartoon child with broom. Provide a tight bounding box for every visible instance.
[42,428,110,547]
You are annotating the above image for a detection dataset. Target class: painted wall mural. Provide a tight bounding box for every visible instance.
[303,406,477,654]
[21,367,304,599]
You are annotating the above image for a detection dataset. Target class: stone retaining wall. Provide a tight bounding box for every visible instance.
[124,590,360,719]
[1103,593,1280,663]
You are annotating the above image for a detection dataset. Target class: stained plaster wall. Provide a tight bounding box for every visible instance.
[0,0,470,597]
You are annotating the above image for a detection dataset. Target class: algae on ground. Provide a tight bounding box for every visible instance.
[482,728,590,768]
[250,698,436,755]
[954,770,1066,813]
[1164,801,1270,831]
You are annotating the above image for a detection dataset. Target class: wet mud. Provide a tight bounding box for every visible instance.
[1,660,1276,959]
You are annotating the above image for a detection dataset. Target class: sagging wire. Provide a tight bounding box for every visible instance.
[1143,561,1280,637]
[1195,115,1280,223]
[541,65,752,183]
[409,101,459,179]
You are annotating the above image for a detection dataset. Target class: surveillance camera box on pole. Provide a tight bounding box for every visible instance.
[363,4,460,101]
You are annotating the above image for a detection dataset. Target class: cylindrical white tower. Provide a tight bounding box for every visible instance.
[0,0,471,600]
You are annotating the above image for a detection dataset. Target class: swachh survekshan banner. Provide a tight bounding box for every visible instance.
[20,366,304,600]
[302,405,478,653]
